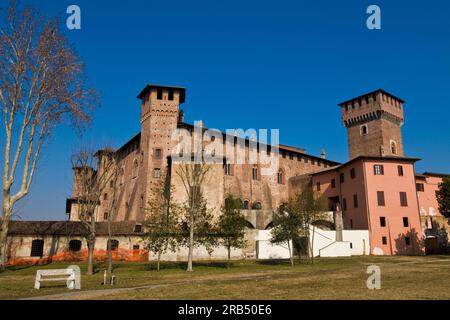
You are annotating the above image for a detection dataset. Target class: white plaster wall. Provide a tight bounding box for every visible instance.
[319,242,351,257]
[256,228,370,259]
[342,230,370,256]
[157,245,245,261]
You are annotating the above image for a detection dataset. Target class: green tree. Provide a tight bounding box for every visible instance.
[270,200,303,267]
[217,196,247,267]
[144,171,181,271]
[436,177,450,219]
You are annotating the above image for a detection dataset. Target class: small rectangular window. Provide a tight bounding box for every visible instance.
[382,236,387,245]
[377,191,385,206]
[416,183,424,192]
[400,192,408,207]
[374,164,384,175]
[405,237,411,246]
[331,179,336,188]
[340,173,345,183]
[252,167,258,180]
[104,212,109,220]
[224,163,232,176]
[342,198,347,211]
[153,168,161,179]
[397,165,404,176]
[154,148,162,160]
[157,88,163,100]
[350,219,353,229]
[350,168,356,179]
[380,216,386,227]
[403,217,409,227]
[30,239,44,257]
[316,182,321,191]
[353,194,358,208]
[168,89,174,101]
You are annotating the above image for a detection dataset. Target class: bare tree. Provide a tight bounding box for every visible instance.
[103,155,119,275]
[0,1,97,270]
[296,184,327,264]
[176,163,216,272]
[71,148,116,275]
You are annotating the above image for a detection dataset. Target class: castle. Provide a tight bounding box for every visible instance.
[3,84,449,265]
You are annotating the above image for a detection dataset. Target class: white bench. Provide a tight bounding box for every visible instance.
[34,268,78,290]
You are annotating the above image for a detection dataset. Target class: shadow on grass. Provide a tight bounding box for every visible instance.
[143,260,233,271]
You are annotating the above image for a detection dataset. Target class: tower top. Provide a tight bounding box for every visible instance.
[338,89,406,159]
[338,89,404,107]
[137,84,186,103]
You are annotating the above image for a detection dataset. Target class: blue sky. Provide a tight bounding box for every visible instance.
[3,0,450,220]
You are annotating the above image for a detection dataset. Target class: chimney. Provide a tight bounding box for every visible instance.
[321,148,326,159]
[334,203,343,242]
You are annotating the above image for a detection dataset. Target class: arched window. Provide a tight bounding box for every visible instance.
[243,200,249,210]
[30,239,44,257]
[391,141,397,155]
[69,240,82,252]
[360,125,368,136]
[265,222,274,230]
[245,221,255,229]
[277,169,284,185]
[108,239,119,251]
[252,166,259,181]
[251,202,262,210]
[224,163,232,176]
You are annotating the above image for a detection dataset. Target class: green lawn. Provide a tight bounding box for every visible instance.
[1,255,450,300]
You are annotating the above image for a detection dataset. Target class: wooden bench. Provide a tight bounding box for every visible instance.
[34,268,78,290]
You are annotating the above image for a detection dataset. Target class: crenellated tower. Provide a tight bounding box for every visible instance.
[339,89,405,159]
[136,84,186,220]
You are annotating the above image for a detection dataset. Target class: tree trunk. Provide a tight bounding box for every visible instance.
[107,243,113,274]
[0,198,12,271]
[0,215,10,271]
[87,235,95,275]
[310,225,315,264]
[157,251,161,272]
[227,243,231,268]
[287,240,294,267]
[187,221,194,272]
[107,216,113,274]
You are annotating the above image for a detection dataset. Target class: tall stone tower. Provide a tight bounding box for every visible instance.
[339,89,405,159]
[137,84,186,220]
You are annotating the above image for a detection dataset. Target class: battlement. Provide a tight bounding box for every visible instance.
[339,89,404,128]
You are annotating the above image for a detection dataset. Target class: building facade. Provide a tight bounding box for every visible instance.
[4,85,449,265]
